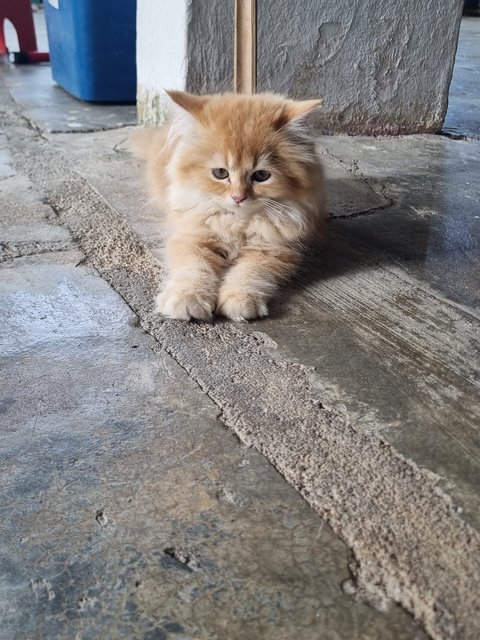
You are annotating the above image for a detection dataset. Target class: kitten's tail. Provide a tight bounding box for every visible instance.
[128,127,155,160]
[128,127,168,161]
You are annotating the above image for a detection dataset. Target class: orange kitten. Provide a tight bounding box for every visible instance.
[131,91,325,321]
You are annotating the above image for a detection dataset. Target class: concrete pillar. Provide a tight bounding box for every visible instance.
[136,0,463,134]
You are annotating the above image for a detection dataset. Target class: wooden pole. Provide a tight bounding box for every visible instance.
[234,0,257,94]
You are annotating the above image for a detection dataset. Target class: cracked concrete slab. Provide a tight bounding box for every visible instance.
[0,135,71,248]
[0,74,432,640]
[2,251,428,640]
[47,122,480,531]
[0,192,426,638]
[318,134,480,311]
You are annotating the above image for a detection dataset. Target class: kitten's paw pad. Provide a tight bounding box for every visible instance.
[155,288,215,321]
[217,291,269,322]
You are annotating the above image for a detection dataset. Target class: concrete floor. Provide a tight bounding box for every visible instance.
[443,18,480,139]
[1,12,480,640]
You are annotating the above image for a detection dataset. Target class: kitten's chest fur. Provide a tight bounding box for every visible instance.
[203,212,249,262]
[205,208,285,258]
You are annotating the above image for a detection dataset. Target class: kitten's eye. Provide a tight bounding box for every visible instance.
[212,168,229,179]
[252,170,271,182]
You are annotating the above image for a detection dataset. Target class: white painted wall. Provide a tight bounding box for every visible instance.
[136,0,189,123]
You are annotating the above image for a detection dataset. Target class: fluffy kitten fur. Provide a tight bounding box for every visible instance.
[131,91,325,321]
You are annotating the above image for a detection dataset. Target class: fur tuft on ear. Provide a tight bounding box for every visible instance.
[166,90,211,121]
[283,98,323,122]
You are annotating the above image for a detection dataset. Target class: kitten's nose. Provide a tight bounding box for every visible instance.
[232,193,246,205]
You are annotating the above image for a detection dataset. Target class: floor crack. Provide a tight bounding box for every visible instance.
[0,239,74,264]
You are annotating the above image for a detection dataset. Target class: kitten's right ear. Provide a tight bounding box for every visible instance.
[283,98,323,122]
[166,90,210,121]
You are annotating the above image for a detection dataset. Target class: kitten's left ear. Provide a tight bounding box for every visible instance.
[283,98,323,121]
[166,90,210,121]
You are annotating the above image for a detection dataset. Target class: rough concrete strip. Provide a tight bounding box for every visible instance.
[3,112,480,640]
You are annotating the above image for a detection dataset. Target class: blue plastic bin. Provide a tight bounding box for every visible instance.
[44,0,136,102]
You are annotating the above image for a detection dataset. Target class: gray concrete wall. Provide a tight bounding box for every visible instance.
[137,0,463,134]
[257,0,463,134]
[185,0,234,95]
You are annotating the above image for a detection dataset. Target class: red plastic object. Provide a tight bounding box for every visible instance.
[0,0,48,62]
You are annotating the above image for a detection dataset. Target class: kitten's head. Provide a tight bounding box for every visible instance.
[167,91,322,214]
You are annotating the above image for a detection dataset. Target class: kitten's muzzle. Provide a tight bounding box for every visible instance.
[232,193,247,205]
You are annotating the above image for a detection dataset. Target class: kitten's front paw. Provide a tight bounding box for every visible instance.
[155,286,215,321]
[217,290,269,322]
